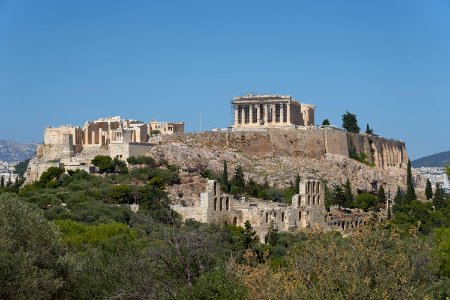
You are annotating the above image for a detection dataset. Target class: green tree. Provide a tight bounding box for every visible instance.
[434,227,450,277]
[266,220,279,246]
[432,183,446,210]
[38,166,65,188]
[393,186,403,207]
[91,155,114,173]
[352,193,377,211]
[243,220,255,249]
[342,111,360,133]
[425,179,433,200]
[0,194,69,299]
[377,185,386,206]
[0,175,4,188]
[404,160,416,203]
[295,173,301,193]
[365,123,374,135]
[333,185,346,208]
[232,165,246,193]
[222,160,229,192]
[343,179,354,208]
[322,119,330,126]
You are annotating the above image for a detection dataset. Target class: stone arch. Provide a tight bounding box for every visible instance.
[219,197,223,211]
[308,196,311,205]
[266,212,269,223]
[233,216,238,226]
[214,197,217,211]
[317,195,320,205]
[282,212,285,222]
[226,197,230,211]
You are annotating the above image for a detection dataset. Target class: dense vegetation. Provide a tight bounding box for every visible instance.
[201,161,300,203]
[0,157,449,299]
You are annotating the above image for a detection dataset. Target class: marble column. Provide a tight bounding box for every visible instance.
[287,102,291,124]
[264,104,269,124]
[234,106,239,126]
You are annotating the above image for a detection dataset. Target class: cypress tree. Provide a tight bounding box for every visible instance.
[222,160,229,191]
[295,173,301,193]
[404,160,416,203]
[343,179,354,208]
[425,179,433,200]
[393,186,403,205]
[232,165,246,192]
[243,220,255,249]
[266,220,279,246]
[432,183,445,210]
[333,185,346,208]
[365,124,374,135]
[377,185,386,206]
[0,175,4,188]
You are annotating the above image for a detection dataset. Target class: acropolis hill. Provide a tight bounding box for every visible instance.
[26,94,417,196]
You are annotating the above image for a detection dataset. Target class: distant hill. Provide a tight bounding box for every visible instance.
[0,140,36,163]
[412,151,450,168]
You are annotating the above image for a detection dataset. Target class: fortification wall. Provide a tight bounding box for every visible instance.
[163,129,327,159]
[162,128,407,169]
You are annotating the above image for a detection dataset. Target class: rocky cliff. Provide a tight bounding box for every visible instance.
[151,128,421,197]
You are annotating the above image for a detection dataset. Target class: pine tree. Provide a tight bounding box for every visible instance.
[343,179,354,208]
[425,179,433,200]
[342,111,360,133]
[0,175,4,188]
[222,160,229,192]
[365,124,374,135]
[432,184,445,210]
[295,173,301,193]
[377,186,386,206]
[404,160,416,204]
[322,119,330,126]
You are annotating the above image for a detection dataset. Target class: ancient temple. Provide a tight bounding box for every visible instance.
[231,94,315,129]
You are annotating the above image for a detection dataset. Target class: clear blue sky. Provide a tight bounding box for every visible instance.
[0,0,449,159]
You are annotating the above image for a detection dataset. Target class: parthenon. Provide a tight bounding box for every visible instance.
[232,94,315,129]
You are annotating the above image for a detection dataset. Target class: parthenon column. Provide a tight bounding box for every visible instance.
[264,103,269,124]
[250,105,255,124]
[280,104,284,123]
[287,102,291,124]
[234,106,239,127]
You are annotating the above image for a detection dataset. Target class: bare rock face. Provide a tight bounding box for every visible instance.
[150,139,425,198]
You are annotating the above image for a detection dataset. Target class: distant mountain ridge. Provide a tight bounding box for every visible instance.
[0,140,36,163]
[412,151,450,168]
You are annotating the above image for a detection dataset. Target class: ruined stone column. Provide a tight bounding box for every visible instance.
[250,105,255,124]
[234,106,238,127]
